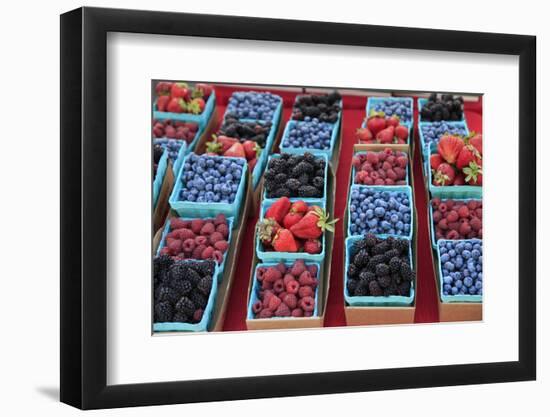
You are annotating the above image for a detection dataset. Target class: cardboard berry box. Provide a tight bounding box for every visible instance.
[153,90,217,130]
[153,155,175,234]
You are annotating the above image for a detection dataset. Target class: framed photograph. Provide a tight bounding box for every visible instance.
[60,6,536,409]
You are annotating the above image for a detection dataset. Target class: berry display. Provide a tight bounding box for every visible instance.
[356,113,410,144]
[431,132,482,186]
[225,91,281,121]
[282,120,335,150]
[257,198,337,254]
[153,259,216,324]
[154,81,213,115]
[178,153,245,203]
[349,187,412,237]
[420,93,464,121]
[351,148,408,186]
[264,153,326,198]
[420,121,467,146]
[439,240,483,296]
[431,198,482,241]
[347,234,414,297]
[252,260,319,318]
[152,119,199,144]
[158,214,231,263]
[370,98,413,123]
[291,91,342,123]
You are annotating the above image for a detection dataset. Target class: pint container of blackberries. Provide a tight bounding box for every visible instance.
[436,239,482,303]
[366,97,414,128]
[292,95,343,124]
[418,97,465,122]
[344,235,415,306]
[429,198,482,248]
[279,119,341,162]
[153,260,220,332]
[169,153,248,219]
[153,90,216,130]
[153,148,169,208]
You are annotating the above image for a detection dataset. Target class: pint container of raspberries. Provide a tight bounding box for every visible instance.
[351,149,409,186]
[153,259,220,332]
[169,153,248,219]
[247,260,321,323]
[152,119,205,157]
[429,198,483,248]
[223,91,283,125]
[347,185,414,240]
[153,82,217,130]
[262,153,329,202]
[344,234,415,306]
[156,215,234,283]
[153,146,169,208]
[436,239,482,303]
[255,197,337,263]
[279,119,340,162]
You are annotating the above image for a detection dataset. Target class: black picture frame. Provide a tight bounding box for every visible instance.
[60,6,536,410]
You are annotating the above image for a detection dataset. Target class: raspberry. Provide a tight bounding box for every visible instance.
[212,250,224,263]
[262,290,274,308]
[182,238,196,252]
[299,296,315,312]
[299,271,318,287]
[306,264,318,276]
[438,204,447,213]
[274,303,291,317]
[433,210,442,223]
[467,200,478,210]
[191,219,205,234]
[457,205,470,218]
[304,311,313,317]
[283,293,298,309]
[200,222,215,235]
[195,235,208,245]
[459,222,472,236]
[448,221,460,231]
[209,231,224,244]
[475,208,482,219]
[278,291,287,300]
[286,280,299,294]
[366,152,379,165]
[470,217,482,231]
[176,228,195,241]
[256,267,266,281]
[268,295,282,311]
[159,247,171,256]
[214,240,229,252]
[192,244,206,259]
[446,210,459,222]
[201,246,214,260]
[214,213,227,226]
[386,169,397,180]
[445,199,455,210]
[289,259,306,277]
[193,308,204,323]
[273,279,285,293]
[252,300,263,314]
[276,262,287,274]
[258,308,273,318]
[261,280,273,290]
[167,239,182,255]
[283,273,295,286]
[170,218,188,230]
[446,230,460,239]
[298,285,313,298]
[264,267,282,283]
[216,223,229,238]
[396,155,408,168]
[438,218,448,230]
[431,197,441,208]
[291,308,304,317]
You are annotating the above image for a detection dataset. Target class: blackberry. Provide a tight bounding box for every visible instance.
[183,268,201,286]
[347,263,359,278]
[346,278,358,294]
[353,249,370,267]
[268,158,286,173]
[192,260,215,278]
[353,238,369,251]
[389,257,402,273]
[384,249,400,262]
[359,270,376,283]
[156,286,179,304]
[154,301,173,322]
[274,173,288,184]
[153,144,164,164]
[171,279,192,296]
[288,154,302,166]
[303,152,317,165]
[264,170,276,181]
[398,281,411,296]
[197,275,213,296]
[172,311,190,323]
[392,272,402,285]
[291,161,314,177]
[364,234,378,248]
[298,185,319,198]
[392,238,410,254]
[354,280,369,296]
[154,254,174,276]
[190,291,208,309]
[377,275,391,288]
[375,263,390,277]
[273,187,291,198]
[368,280,383,296]
[367,254,386,271]
[312,176,324,189]
[175,296,195,316]
[314,169,325,178]
[285,178,301,191]
[372,241,389,255]
[297,173,310,185]
[168,262,188,282]
[384,282,399,297]
[400,262,414,281]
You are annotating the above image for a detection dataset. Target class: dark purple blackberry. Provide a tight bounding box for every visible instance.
[153,144,164,164]
[197,275,213,296]
[298,185,320,198]
[392,238,410,254]
[377,275,391,288]
[171,279,192,296]
[291,161,314,177]
[312,176,324,189]
[389,256,402,273]
[190,291,208,309]
[297,173,310,185]
[359,270,376,283]
[400,261,414,281]
[364,234,378,248]
[384,249,400,262]
[398,281,411,296]
[353,249,370,268]
[273,187,291,198]
[191,260,215,279]
[375,263,390,277]
[368,280,383,296]
[154,254,174,276]
[274,173,288,184]
[347,263,359,278]
[367,254,385,271]
[346,278,358,294]
[384,282,399,297]
[154,301,173,322]
[168,262,188,282]
[286,178,301,191]
[172,311,190,323]
[175,296,195,316]
[156,286,179,304]
[372,240,389,255]
[354,280,369,296]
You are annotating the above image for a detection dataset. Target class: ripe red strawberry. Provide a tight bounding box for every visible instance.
[468,132,483,155]
[376,125,395,144]
[366,114,387,135]
[304,239,322,254]
[437,134,464,164]
[170,82,189,99]
[283,211,303,229]
[155,81,172,96]
[194,83,213,98]
[463,161,483,185]
[156,95,170,112]
[187,97,205,114]
[453,172,466,185]
[242,140,260,160]
[456,145,481,169]
[166,97,184,113]
[224,142,246,158]
[386,115,400,127]
[433,163,456,186]
[256,218,281,247]
[355,127,373,143]
[272,229,298,252]
[394,124,408,141]
[289,207,337,239]
[430,154,444,170]
[265,197,291,224]
[290,200,308,215]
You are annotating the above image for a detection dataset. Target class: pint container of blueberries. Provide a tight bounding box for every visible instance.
[153,148,169,208]
[279,119,341,162]
[347,185,414,240]
[344,235,415,306]
[223,91,283,125]
[169,153,248,219]
[156,216,234,283]
[153,90,216,130]
[436,239,482,303]
[247,262,321,320]
[256,198,327,263]
[153,260,220,332]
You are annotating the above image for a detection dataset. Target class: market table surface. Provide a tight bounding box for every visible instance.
[199,85,483,330]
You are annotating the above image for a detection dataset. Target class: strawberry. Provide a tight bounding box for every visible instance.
[355,127,373,143]
[194,83,213,98]
[430,153,444,170]
[394,124,409,141]
[289,207,337,239]
[272,229,299,252]
[456,145,481,169]
[437,134,464,164]
[265,197,291,224]
[468,132,483,155]
[248,158,257,170]
[366,113,387,135]
[386,115,400,127]
[166,97,184,113]
[283,211,303,229]
[256,218,281,247]
[170,82,189,99]
[433,163,456,186]
[453,172,466,185]
[463,161,483,185]
[205,139,223,155]
[290,200,308,214]
[376,125,395,144]
[304,239,322,254]
[155,81,172,96]
[213,135,238,153]
[156,95,170,112]
[187,98,205,114]
[224,142,246,158]
[243,140,261,160]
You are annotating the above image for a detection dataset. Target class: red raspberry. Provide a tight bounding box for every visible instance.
[214,213,227,226]
[159,247,171,256]
[252,301,263,314]
[445,199,455,210]
[304,311,313,317]
[370,171,379,180]
[364,176,374,185]
[182,238,196,252]
[448,222,460,231]
[360,162,373,172]
[438,219,448,230]
[374,178,385,185]
[286,280,300,294]
[212,250,224,263]
[432,210,442,223]
[378,151,387,161]
[291,308,304,317]
[475,208,482,219]
[258,309,273,319]
[478,228,483,238]
[457,205,470,218]
[386,155,395,165]
[467,200,478,210]
[209,231,224,244]
[306,264,318,276]
[431,197,441,208]
[470,217,482,231]
[365,152,379,165]
[261,280,273,290]
[446,230,460,239]
[276,262,287,274]
[170,217,188,230]
[274,303,291,317]
[268,295,282,311]
[167,239,182,255]
[446,210,459,222]
[386,169,397,180]
[394,167,406,178]
[273,279,285,293]
[438,204,447,213]
[299,296,315,312]
[382,161,392,171]
[283,293,298,309]
[396,155,408,168]
[298,285,313,298]
[436,231,444,240]
[262,290,274,308]
[377,169,386,179]
[256,267,266,281]
[191,219,205,234]
[264,267,282,283]
[283,273,296,286]
[195,235,208,245]
[385,178,395,185]
[459,222,472,236]
[200,222,216,235]
[216,223,229,238]
[299,271,318,288]
[193,309,204,322]
[278,291,287,300]
[467,231,477,239]
[351,156,361,169]
[176,228,195,241]
[214,240,229,252]
[201,246,214,260]
[192,244,206,259]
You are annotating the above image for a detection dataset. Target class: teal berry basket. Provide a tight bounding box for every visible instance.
[351,151,410,186]
[153,148,169,208]
[223,92,283,124]
[153,90,216,130]
[156,216,234,283]
[256,198,327,263]
[427,143,482,199]
[366,96,414,127]
[436,239,482,303]
[279,119,341,161]
[429,198,482,248]
[344,235,415,306]
[153,260,220,332]
[347,185,414,240]
[418,97,465,122]
[169,153,248,219]
[247,261,320,319]
[262,153,329,203]
[418,120,469,152]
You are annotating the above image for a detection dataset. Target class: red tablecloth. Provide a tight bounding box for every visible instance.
[207,86,483,330]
